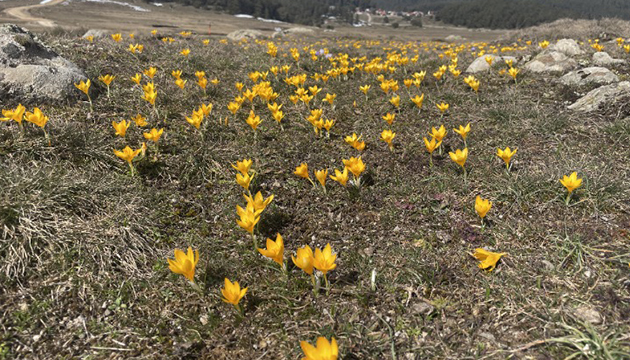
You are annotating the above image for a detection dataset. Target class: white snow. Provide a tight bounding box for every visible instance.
[234,14,254,19]
[83,0,150,12]
[49,0,150,12]
[257,17,283,24]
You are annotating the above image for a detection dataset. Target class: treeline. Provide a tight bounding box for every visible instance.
[149,0,371,26]
[437,0,630,29]
[370,0,464,12]
[149,0,630,29]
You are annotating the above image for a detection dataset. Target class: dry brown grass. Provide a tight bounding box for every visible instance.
[1,24,630,359]
[504,18,630,42]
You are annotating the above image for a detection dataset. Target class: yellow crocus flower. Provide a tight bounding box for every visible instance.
[243,191,273,213]
[1,104,26,123]
[472,248,506,272]
[143,128,164,143]
[475,195,492,219]
[453,123,471,141]
[411,94,424,109]
[74,79,90,95]
[560,172,583,204]
[301,337,338,360]
[175,78,186,90]
[313,243,337,275]
[113,146,141,164]
[342,157,365,178]
[236,203,260,234]
[236,172,252,191]
[185,112,203,129]
[496,147,517,169]
[245,110,262,131]
[429,125,447,142]
[167,247,199,282]
[24,107,48,128]
[294,163,310,179]
[112,120,130,137]
[98,74,115,86]
[449,148,468,168]
[329,168,349,187]
[257,233,284,266]
[315,169,328,188]
[221,278,247,306]
[389,95,400,108]
[132,114,147,127]
[380,129,396,150]
[382,113,395,125]
[423,137,441,154]
[231,158,252,175]
[143,67,157,79]
[292,245,314,275]
[227,102,240,115]
[131,73,142,85]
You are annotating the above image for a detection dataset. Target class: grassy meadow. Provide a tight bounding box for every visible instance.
[1,27,630,359]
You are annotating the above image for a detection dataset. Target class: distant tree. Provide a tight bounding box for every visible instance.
[383,16,389,23]
[392,21,400,28]
[410,17,423,27]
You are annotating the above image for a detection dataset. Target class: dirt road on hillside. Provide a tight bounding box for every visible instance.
[3,0,65,28]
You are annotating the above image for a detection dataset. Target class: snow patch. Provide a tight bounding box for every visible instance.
[235,14,284,23]
[59,0,150,12]
[257,17,283,24]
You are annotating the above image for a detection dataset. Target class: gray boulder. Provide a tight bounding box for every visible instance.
[284,27,315,35]
[550,39,584,57]
[559,67,619,87]
[82,29,109,39]
[226,29,264,41]
[0,24,88,104]
[524,50,578,73]
[272,27,316,39]
[568,81,630,112]
[465,54,516,73]
[445,35,466,43]
[592,52,624,66]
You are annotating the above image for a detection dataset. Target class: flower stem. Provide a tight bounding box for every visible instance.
[251,233,258,251]
[565,192,572,206]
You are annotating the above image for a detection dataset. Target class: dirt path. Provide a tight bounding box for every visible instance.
[3,0,65,28]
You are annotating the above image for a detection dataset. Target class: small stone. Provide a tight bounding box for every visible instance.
[411,302,434,315]
[574,305,602,325]
[478,332,496,342]
[540,260,555,271]
[199,315,208,325]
